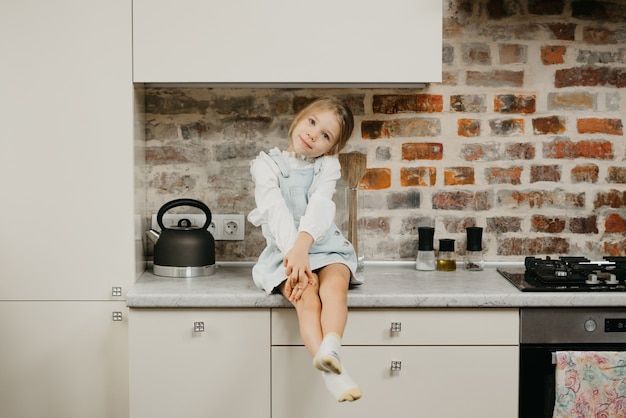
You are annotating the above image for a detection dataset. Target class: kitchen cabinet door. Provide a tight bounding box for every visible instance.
[129,309,271,418]
[272,345,519,418]
[0,0,140,300]
[133,0,442,84]
[0,301,129,418]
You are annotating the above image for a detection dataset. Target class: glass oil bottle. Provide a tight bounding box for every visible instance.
[437,239,456,271]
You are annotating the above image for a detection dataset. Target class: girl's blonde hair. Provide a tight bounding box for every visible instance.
[288,97,354,155]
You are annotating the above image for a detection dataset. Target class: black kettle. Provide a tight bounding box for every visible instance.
[146,199,216,277]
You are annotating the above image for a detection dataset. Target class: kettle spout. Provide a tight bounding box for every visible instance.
[146,229,160,245]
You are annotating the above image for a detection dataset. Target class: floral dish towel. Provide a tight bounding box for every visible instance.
[553,351,626,418]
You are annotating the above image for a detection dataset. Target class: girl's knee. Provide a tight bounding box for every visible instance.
[318,266,349,293]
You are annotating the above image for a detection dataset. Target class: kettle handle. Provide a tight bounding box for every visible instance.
[156,199,212,231]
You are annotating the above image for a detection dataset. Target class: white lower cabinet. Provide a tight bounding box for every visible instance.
[129,309,271,418]
[0,301,129,418]
[129,308,518,418]
[271,308,519,418]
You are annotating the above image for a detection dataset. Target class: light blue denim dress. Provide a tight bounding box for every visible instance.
[252,151,359,294]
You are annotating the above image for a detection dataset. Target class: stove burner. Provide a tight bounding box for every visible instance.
[498,256,626,292]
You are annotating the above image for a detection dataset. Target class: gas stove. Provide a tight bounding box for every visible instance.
[497,256,626,292]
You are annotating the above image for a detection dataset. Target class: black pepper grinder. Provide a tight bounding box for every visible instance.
[464,226,484,271]
[416,227,435,271]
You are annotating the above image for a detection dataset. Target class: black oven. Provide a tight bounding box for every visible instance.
[519,308,626,418]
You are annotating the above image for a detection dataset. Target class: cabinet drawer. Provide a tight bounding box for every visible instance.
[272,345,518,418]
[272,308,519,346]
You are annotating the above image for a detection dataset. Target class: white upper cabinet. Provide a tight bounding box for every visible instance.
[132,0,442,85]
[0,0,137,300]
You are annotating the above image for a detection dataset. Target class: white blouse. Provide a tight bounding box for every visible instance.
[248,148,341,254]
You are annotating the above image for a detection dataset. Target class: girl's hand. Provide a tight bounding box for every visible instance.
[284,247,312,302]
[293,272,318,302]
[283,232,315,302]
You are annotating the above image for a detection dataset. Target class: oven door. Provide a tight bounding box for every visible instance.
[520,343,626,418]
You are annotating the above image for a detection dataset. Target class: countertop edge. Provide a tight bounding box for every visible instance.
[127,262,626,308]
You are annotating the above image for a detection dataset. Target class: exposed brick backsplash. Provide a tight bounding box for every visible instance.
[145,0,626,261]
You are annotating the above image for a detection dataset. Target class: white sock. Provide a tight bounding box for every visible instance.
[313,332,342,374]
[321,367,362,402]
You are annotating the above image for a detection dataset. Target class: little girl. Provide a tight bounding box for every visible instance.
[248,97,362,402]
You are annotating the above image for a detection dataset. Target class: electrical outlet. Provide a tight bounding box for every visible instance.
[151,213,245,241]
[211,214,245,241]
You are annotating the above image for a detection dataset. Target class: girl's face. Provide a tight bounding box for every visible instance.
[287,109,341,158]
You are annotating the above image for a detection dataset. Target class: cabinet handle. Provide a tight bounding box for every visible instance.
[194,322,205,332]
[390,321,402,333]
[390,360,402,371]
[111,287,122,297]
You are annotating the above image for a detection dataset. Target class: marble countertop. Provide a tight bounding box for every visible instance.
[127,261,626,308]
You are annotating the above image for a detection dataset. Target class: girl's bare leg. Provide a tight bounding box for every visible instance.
[313,264,350,374]
[318,263,350,337]
[281,265,361,402]
[280,274,323,357]
[280,264,349,358]
[316,264,361,402]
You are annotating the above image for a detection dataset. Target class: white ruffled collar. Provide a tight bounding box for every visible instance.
[282,150,316,164]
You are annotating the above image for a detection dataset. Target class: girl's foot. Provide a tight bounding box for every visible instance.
[313,332,342,374]
[321,367,362,402]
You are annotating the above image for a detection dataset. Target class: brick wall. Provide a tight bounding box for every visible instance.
[145,0,626,262]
